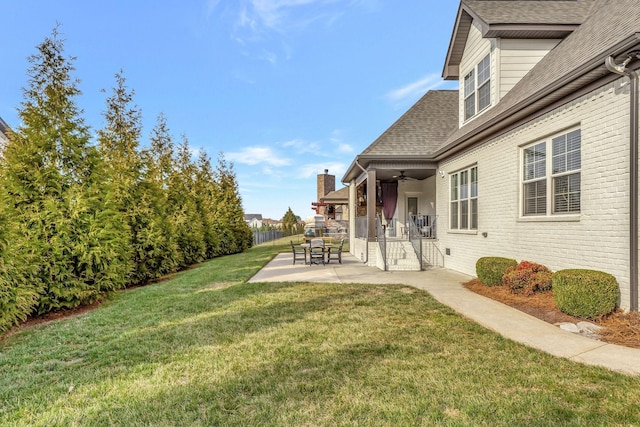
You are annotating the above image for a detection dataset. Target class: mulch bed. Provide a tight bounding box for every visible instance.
[464,279,640,349]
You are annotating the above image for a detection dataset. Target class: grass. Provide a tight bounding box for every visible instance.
[1,237,640,426]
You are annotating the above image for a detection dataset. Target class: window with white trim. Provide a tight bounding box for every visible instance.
[522,129,581,216]
[464,54,491,121]
[450,166,478,230]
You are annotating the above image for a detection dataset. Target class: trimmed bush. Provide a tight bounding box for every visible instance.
[476,257,517,286]
[502,261,552,296]
[553,269,619,319]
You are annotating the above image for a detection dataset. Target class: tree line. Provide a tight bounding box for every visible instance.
[0,29,252,332]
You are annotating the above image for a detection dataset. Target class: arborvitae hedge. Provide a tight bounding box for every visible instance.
[0,30,253,333]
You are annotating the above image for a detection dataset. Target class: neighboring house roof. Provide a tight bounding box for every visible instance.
[342,90,459,182]
[437,0,640,160]
[244,214,263,221]
[320,186,349,203]
[443,0,597,79]
[0,117,9,141]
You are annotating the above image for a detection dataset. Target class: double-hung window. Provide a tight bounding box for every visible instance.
[522,129,581,216]
[450,166,478,230]
[464,53,491,121]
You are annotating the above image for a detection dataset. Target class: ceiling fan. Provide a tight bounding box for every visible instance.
[392,170,416,181]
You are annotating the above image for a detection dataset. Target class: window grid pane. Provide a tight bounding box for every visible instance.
[477,54,490,84]
[524,143,546,181]
[553,173,580,213]
[465,94,475,120]
[451,174,458,201]
[524,180,546,215]
[460,171,468,199]
[451,202,459,229]
[464,70,475,97]
[471,199,478,230]
[470,167,478,197]
[478,82,490,111]
[460,200,469,229]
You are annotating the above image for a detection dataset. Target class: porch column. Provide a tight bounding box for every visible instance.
[367,169,376,239]
[349,179,356,250]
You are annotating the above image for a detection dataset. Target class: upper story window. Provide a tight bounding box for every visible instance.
[464,54,491,121]
[450,166,478,230]
[522,129,581,216]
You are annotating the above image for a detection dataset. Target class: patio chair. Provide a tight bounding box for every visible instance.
[290,240,306,265]
[308,238,325,265]
[327,239,344,264]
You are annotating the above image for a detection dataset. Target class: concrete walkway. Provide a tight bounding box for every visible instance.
[249,252,640,376]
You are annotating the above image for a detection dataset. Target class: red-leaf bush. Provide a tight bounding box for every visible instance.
[502,261,552,296]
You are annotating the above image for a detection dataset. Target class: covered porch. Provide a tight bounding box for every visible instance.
[341,90,459,271]
[344,160,444,271]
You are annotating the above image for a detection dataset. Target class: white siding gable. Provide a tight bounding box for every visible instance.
[498,39,561,100]
[459,21,494,127]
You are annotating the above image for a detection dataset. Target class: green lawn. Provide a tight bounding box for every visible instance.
[1,238,639,426]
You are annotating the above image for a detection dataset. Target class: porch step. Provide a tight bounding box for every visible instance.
[385,241,421,271]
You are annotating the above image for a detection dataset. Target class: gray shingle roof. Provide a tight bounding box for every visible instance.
[360,90,459,157]
[437,0,640,158]
[320,186,349,202]
[444,0,597,79]
[464,0,596,25]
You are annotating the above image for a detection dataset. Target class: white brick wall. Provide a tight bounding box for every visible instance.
[437,80,637,310]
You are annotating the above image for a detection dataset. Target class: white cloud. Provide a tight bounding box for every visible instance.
[385,74,446,108]
[226,146,292,167]
[329,129,354,154]
[298,161,346,179]
[281,138,321,154]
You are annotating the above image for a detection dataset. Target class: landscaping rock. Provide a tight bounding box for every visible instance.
[558,322,580,334]
[556,321,603,339]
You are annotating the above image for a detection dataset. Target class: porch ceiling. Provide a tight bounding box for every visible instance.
[375,168,435,182]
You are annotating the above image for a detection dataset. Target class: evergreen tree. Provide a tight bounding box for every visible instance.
[281,207,298,236]
[1,28,129,313]
[0,183,37,331]
[194,150,221,258]
[170,136,206,267]
[138,113,181,276]
[97,70,142,282]
[214,154,252,254]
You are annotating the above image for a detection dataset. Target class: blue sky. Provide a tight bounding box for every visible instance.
[1,1,458,221]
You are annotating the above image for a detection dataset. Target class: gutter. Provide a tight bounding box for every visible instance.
[606,52,640,312]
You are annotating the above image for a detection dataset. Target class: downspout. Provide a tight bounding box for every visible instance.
[355,159,369,263]
[606,53,639,311]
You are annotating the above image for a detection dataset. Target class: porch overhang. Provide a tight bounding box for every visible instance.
[342,155,438,184]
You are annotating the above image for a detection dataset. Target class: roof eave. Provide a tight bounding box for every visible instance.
[484,24,580,38]
[442,4,472,80]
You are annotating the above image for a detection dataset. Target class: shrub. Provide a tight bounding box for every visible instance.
[502,261,552,296]
[476,257,517,286]
[553,269,619,319]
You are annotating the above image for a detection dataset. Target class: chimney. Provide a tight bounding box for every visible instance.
[316,169,336,216]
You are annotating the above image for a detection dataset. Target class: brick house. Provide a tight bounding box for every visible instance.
[342,0,640,310]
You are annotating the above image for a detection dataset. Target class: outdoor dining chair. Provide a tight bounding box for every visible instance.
[327,239,344,264]
[290,240,306,265]
[308,238,325,265]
